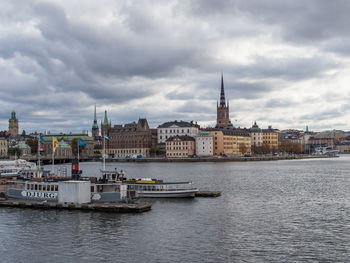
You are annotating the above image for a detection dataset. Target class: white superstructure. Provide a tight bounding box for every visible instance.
[157,120,199,144]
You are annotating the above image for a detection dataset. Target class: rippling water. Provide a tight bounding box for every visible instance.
[1,156,350,262]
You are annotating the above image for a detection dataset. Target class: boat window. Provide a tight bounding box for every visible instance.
[91,186,94,192]
[55,185,58,191]
[51,185,55,191]
[34,184,37,190]
[42,185,46,191]
[38,185,42,191]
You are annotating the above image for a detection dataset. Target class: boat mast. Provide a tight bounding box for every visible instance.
[37,134,41,173]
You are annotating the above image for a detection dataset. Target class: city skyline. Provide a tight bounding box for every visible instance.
[0,1,350,133]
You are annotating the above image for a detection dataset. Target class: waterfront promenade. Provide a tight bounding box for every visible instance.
[17,154,334,164]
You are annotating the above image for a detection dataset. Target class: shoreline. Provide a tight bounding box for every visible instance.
[105,155,336,163]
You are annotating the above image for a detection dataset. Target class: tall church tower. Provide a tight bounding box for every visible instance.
[216,74,230,128]
[101,110,111,138]
[9,111,19,137]
[92,105,99,138]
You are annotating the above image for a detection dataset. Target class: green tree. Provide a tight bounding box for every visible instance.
[8,147,22,157]
[21,130,26,137]
[149,147,160,157]
[26,139,38,154]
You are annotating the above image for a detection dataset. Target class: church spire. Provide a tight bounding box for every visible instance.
[94,104,97,122]
[220,73,226,107]
[103,110,108,125]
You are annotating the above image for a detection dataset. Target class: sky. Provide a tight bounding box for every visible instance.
[0,0,349,133]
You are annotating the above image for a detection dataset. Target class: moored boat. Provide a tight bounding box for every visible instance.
[123,178,199,198]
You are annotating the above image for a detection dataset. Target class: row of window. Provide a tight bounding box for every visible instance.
[160,129,191,134]
[26,184,58,191]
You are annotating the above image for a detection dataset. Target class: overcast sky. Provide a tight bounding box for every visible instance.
[0,0,349,133]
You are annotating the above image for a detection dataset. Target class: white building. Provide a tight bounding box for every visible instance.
[157,120,200,144]
[195,132,213,157]
[250,121,263,147]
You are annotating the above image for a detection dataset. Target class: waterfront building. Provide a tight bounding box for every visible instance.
[216,74,230,128]
[195,132,213,157]
[205,128,251,156]
[157,120,200,144]
[108,118,152,157]
[14,141,31,156]
[165,135,195,158]
[55,140,73,158]
[250,121,263,147]
[223,128,252,156]
[262,126,279,152]
[91,105,99,139]
[42,133,94,157]
[8,111,18,138]
[0,138,8,157]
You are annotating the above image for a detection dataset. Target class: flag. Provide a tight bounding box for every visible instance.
[104,135,109,141]
[39,142,44,152]
[39,136,45,142]
[78,138,86,147]
[52,137,59,153]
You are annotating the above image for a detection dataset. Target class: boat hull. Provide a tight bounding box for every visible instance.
[137,189,198,198]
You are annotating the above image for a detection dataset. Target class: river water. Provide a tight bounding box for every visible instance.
[1,156,350,262]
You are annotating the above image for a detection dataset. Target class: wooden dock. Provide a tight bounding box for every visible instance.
[195,191,221,197]
[0,198,152,213]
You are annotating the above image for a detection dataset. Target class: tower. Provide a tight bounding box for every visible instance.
[8,111,18,137]
[101,110,111,138]
[92,105,99,138]
[216,74,230,128]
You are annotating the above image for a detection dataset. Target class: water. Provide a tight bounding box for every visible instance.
[1,156,350,262]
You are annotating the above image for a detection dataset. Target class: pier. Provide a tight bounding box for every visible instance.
[195,191,221,197]
[0,198,152,213]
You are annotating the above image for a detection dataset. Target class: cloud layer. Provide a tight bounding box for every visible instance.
[0,0,349,133]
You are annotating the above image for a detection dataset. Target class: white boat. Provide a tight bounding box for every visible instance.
[123,178,199,198]
[0,159,38,178]
[314,147,339,156]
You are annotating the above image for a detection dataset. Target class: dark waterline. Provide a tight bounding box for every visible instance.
[1,156,350,262]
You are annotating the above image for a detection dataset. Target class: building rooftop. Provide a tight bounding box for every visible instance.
[158,120,200,129]
[166,135,195,142]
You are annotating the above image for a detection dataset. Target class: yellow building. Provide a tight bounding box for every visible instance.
[206,128,251,156]
[262,126,279,151]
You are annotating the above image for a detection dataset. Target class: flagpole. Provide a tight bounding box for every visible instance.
[37,135,41,175]
[52,142,54,175]
[77,139,80,163]
[103,136,106,171]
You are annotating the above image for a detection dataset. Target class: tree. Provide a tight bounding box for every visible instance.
[239,143,247,155]
[21,130,26,137]
[149,147,160,157]
[8,147,22,157]
[26,139,38,154]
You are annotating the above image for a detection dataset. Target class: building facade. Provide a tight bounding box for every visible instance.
[0,138,8,158]
[108,118,152,157]
[42,133,94,157]
[195,132,213,157]
[157,120,199,144]
[250,121,263,147]
[216,75,230,128]
[165,135,195,158]
[8,111,18,138]
[223,129,252,156]
[262,126,279,151]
